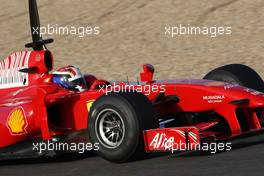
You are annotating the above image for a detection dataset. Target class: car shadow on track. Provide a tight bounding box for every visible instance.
[173,134,264,157]
[0,152,97,166]
[1,135,264,165]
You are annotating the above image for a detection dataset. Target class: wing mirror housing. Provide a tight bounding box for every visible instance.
[140,64,155,82]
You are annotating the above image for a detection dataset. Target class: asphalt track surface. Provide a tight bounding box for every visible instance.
[0,134,264,176]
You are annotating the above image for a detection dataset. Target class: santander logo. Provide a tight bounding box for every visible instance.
[149,133,175,150]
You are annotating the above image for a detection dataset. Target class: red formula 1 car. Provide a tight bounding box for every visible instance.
[1,0,264,163]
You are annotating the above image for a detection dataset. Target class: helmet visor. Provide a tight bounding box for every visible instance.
[67,77,87,91]
[53,74,87,91]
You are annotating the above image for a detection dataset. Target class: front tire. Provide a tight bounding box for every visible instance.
[88,92,158,163]
[203,64,264,92]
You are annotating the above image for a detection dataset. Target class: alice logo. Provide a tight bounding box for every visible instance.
[7,108,27,135]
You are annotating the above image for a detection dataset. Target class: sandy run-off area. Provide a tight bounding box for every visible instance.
[0,0,263,81]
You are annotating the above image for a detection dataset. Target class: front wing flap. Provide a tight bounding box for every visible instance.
[144,127,200,152]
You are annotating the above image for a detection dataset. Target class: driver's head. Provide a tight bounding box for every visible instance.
[52,65,87,92]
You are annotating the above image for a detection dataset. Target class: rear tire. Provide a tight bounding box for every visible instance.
[88,92,158,163]
[203,64,264,92]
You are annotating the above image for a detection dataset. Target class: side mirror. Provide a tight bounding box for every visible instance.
[140,64,155,82]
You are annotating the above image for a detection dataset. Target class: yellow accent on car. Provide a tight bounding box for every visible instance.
[86,101,94,112]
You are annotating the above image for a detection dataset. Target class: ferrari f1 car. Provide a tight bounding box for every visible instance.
[1,0,264,163]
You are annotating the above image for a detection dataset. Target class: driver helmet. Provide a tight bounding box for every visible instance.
[52,65,87,92]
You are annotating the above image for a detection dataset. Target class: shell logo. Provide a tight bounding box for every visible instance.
[7,107,27,135]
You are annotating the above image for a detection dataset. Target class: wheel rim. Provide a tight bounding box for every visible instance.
[95,108,125,149]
